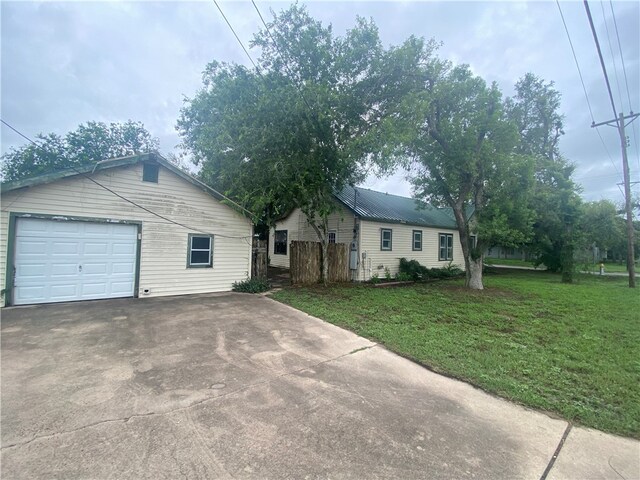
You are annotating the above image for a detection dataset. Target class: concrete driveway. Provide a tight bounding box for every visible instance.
[1,293,638,479]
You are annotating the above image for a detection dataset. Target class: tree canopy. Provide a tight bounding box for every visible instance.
[178,4,426,282]
[1,120,159,182]
[392,57,536,289]
[505,74,582,281]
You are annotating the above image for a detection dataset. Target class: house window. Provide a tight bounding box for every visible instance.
[439,233,453,261]
[274,230,288,255]
[142,163,159,183]
[328,230,337,244]
[380,229,392,251]
[188,234,213,268]
[412,230,422,251]
[470,235,477,249]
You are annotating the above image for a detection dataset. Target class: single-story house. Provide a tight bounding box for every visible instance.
[0,153,253,307]
[269,185,466,281]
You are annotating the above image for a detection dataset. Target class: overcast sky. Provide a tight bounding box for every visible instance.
[2,1,639,204]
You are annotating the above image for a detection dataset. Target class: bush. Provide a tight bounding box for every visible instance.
[399,258,464,281]
[399,258,429,281]
[395,271,414,282]
[370,273,381,284]
[232,277,271,293]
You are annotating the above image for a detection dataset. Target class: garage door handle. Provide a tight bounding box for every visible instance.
[78,265,82,272]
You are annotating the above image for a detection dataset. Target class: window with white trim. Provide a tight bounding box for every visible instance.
[188,234,213,268]
[328,230,337,244]
[381,228,392,251]
[439,233,453,261]
[412,230,422,251]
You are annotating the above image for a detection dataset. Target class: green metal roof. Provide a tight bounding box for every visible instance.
[334,185,459,229]
[0,152,252,218]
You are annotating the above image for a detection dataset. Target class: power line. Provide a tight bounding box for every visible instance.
[1,119,38,145]
[608,0,634,112]
[599,1,625,114]
[0,119,252,239]
[211,0,258,71]
[555,0,622,182]
[583,0,618,119]
[250,0,326,144]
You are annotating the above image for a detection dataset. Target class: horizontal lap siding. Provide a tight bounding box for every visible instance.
[269,212,299,268]
[357,220,464,281]
[0,164,252,305]
[270,204,355,269]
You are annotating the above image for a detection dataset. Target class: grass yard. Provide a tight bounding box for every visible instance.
[271,271,640,438]
[484,258,539,268]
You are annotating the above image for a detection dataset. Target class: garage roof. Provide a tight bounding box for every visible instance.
[1,152,252,217]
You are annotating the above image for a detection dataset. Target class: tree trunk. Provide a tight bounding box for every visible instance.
[467,256,484,290]
[451,205,484,290]
[321,239,329,286]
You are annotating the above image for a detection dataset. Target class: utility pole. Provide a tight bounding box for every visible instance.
[584,0,637,288]
[592,112,638,288]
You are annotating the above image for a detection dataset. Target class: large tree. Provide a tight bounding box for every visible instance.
[178,5,425,283]
[505,74,582,282]
[395,59,535,289]
[1,120,159,182]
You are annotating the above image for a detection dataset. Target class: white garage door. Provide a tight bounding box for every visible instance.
[13,218,138,305]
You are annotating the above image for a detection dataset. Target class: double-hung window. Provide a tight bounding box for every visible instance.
[439,233,453,261]
[188,234,213,268]
[274,230,288,255]
[380,229,392,251]
[328,230,337,244]
[412,230,422,251]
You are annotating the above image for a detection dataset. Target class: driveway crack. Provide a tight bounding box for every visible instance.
[539,423,572,480]
[1,343,378,451]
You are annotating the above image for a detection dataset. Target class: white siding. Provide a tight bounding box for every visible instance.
[268,211,300,268]
[1,163,252,306]
[269,204,355,269]
[356,220,464,281]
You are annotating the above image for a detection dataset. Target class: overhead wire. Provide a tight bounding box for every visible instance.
[599,1,625,116]
[0,119,253,240]
[608,0,640,183]
[555,0,623,194]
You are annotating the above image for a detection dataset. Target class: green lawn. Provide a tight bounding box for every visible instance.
[271,271,640,438]
[484,258,539,268]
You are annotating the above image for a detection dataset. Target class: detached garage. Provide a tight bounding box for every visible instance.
[1,153,253,307]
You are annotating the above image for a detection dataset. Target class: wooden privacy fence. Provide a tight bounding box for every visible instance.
[252,239,267,279]
[290,241,349,285]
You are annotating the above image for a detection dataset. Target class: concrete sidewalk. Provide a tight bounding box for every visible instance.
[1,293,638,479]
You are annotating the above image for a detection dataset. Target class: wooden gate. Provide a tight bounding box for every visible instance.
[252,239,267,279]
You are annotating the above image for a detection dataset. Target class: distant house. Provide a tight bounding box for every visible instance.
[485,246,528,260]
[0,153,252,306]
[269,186,465,281]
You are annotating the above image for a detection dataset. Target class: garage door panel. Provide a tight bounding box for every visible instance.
[51,222,82,235]
[80,283,107,296]
[17,264,49,278]
[17,240,49,255]
[49,284,79,299]
[110,281,135,295]
[14,286,46,303]
[50,263,79,276]
[13,218,138,305]
[84,242,109,255]
[84,223,111,235]
[82,263,108,275]
[112,262,135,274]
[112,242,136,255]
[51,241,80,255]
